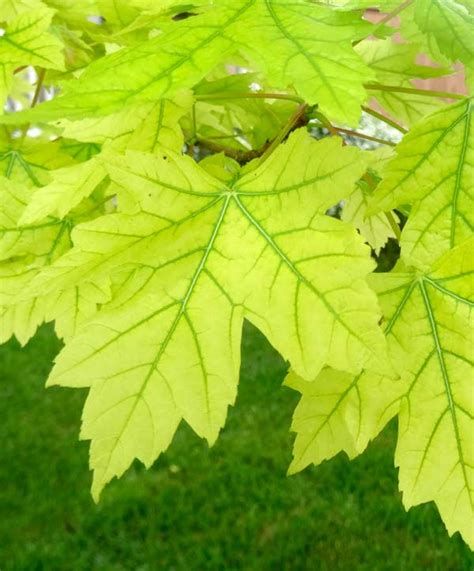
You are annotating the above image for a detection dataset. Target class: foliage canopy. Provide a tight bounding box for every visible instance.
[0,0,472,550]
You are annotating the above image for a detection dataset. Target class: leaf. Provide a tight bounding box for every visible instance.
[0,177,67,343]
[0,177,69,260]
[57,92,192,153]
[45,280,111,340]
[19,157,107,224]
[375,240,474,549]
[0,7,65,70]
[20,93,193,223]
[415,0,474,74]
[0,260,110,343]
[0,261,49,344]
[358,39,450,126]
[286,367,401,473]
[41,131,390,498]
[1,1,374,125]
[0,164,111,343]
[342,179,399,254]
[43,0,100,31]
[0,139,75,186]
[0,6,65,107]
[342,147,399,254]
[288,238,474,548]
[0,0,46,22]
[370,99,473,268]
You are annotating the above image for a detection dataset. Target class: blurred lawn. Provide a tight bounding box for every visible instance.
[0,323,472,570]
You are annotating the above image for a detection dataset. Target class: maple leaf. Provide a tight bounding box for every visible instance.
[285,366,400,473]
[0,0,46,22]
[370,99,473,268]
[0,177,68,343]
[414,0,474,87]
[0,143,111,343]
[357,39,451,126]
[341,147,399,255]
[39,131,391,498]
[0,7,65,107]
[288,237,474,549]
[0,0,374,125]
[19,94,192,224]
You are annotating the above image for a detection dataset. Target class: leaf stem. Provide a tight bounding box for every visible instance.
[20,68,46,145]
[364,83,467,100]
[31,68,46,108]
[362,105,408,134]
[312,111,395,146]
[312,110,338,136]
[371,0,413,34]
[385,210,402,241]
[332,126,397,147]
[353,0,414,46]
[259,103,309,163]
[196,91,304,104]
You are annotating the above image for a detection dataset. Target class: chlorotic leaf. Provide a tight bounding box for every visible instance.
[286,367,401,474]
[19,157,107,224]
[0,177,68,260]
[46,280,111,340]
[0,0,46,22]
[342,179,399,255]
[57,93,192,153]
[358,39,450,126]
[289,238,474,548]
[0,171,110,344]
[374,239,474,549]
[0,261,49,344]
[0,7,65,71]
[43,131,390,498]
[1,1,373,125]
[370,99,473,268]
[415,0,474,72]
[0,0,471,548]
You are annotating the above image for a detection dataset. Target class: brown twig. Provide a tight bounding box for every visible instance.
[197,139,271,164]
[259,103,309,163]
[196,104,310,164]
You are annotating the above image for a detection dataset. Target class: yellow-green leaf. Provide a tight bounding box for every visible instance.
[371,99,473,268]
[2,1,373,125]
[289,238,474,548]
[41,131,390,498]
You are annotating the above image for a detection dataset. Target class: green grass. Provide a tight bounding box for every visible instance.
[0,323,472,571]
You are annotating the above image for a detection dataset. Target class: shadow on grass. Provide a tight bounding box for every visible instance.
[0,323,472,570]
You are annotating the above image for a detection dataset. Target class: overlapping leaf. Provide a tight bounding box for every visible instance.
[288,237,474,548]
[415,0,474,87]
[370,99,473,268]
[358,39,451,126]
[0,7,65,107]
[342,147,399,254]
[0,177,69,343]
[20,93,192,223]
[38,131,391,498]
[0,0,373,125]
[285,366,400,473]
[0,0,46,23]
[0,141,110,343]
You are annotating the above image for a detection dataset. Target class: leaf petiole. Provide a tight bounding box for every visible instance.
[364,83,467,101]
[196,91,304,104]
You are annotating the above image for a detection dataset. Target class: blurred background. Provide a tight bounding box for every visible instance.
[1,322,473,570]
